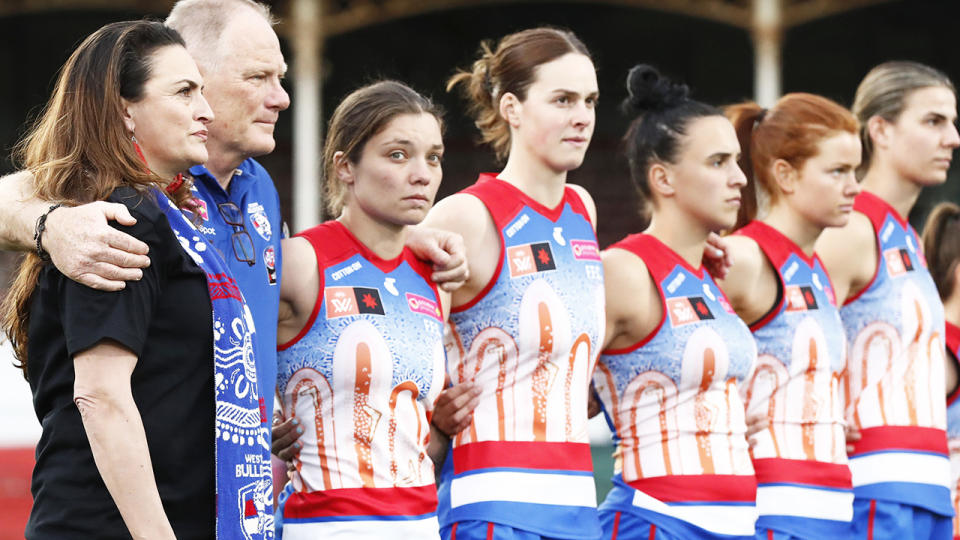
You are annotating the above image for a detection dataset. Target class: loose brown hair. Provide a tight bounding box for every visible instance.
[447,27,591,163]
[322,80,444,217]
[853,61,955,176]
[922,201,960,300]
[727,93,859,228]
[2,20,193,376]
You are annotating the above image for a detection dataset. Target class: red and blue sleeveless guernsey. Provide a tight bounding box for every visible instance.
[436,174,605,539]
[593,233,758,538]
[946,321,960,538]
[276,221,446,539]
[736,221,852,538]
[840,191,951,516]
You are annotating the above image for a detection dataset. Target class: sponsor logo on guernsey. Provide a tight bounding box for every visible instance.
[553,226,566,246]
[783,260,799,282]
[324,286,385,318]
[263,246,277,285]
[785,285,818,312]
[570,239,601,261]
[881,221,895,243]
[883,247,915,277]
[667,296,715,326]
[406,293,442,321]
[247,202,272,241]
[505,213,530,238]
[666,272,686,294]
[507,242,556,278]
[330,261,362,281]
[384,277,399,296]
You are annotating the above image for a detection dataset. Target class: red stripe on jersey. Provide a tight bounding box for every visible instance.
[627,474,757,503]
[752,458,852,488]
[452,440,594,474]
[284,484,437,518]
[848,426,948,457]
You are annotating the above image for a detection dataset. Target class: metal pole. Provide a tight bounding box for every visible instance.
[752,0,782,107]
[291,0,323,234]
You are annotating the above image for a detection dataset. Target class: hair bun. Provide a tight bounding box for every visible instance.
[622,64,690,114]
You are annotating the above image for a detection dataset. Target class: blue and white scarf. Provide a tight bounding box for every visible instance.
[154,189,274,539]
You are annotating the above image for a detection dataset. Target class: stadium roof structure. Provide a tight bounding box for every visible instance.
[1,0,895,34]
[0,0,897,231]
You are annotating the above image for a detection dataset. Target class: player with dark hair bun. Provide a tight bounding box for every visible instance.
[592,64,758,539]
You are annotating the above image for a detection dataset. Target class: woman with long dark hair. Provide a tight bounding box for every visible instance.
[1,20,272,539]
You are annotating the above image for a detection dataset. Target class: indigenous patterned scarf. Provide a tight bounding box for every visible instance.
[153,189,274,539]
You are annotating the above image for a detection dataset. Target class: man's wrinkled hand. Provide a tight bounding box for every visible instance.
[44,202,150,291]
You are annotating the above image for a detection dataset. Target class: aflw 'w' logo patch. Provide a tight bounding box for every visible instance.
[507,242,556,278]
[324,286,385,318]
[883,247,915,277]
[666,296,714,327]
[785,285,819,312]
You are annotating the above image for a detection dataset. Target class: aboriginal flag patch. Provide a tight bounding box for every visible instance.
[508,242,557,278]
[666,296,715,326]
[325,286,385,318]
[785,285,819,312]
[884,247,915,277]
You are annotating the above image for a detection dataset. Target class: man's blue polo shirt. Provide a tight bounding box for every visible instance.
[188,159,282,417]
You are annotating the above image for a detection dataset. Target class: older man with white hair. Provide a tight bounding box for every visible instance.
[0,0,466,418]
[0,4,470,536]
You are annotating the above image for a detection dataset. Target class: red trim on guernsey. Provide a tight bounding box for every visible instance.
[648,524,657,540]
[843,191,896,307]
[611,511,621,539]
[767,530,774,540]
[476,173,589,223]
[601,248,667,356]
[451,522,458,540]
[452,440,593,474]
[751,458,852,488]
[601,233,710,356]
[868,499,877,540]
[626,474,757,503]
[947,322,960,406]
[450,174,591,314]
[847,425,948,457]
[283,484,437,519]
[486,522,495,540]
[279,220,436,350]
[449,197,505,314]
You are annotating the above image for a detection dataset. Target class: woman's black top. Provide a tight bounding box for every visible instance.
[24,187,215,539]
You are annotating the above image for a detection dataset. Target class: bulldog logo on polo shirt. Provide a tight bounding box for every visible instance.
[264,246,277,285]
[247,202,272,241]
